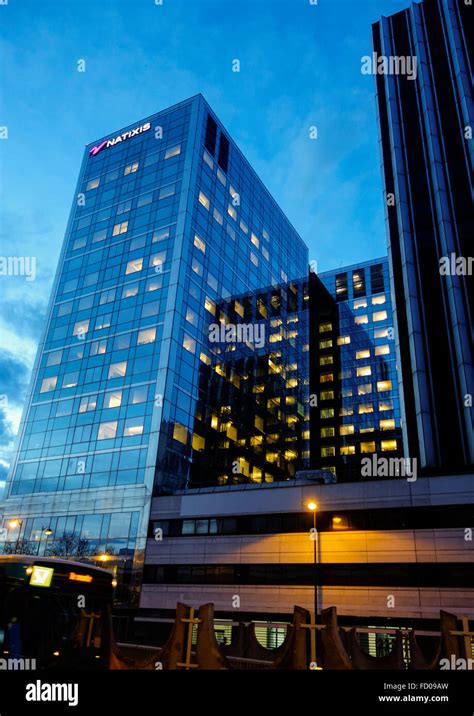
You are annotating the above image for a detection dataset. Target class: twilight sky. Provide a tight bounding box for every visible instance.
[0,0,414,489]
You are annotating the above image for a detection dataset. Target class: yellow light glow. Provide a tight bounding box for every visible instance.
[8,519,20,529]
[307,501,318,511]
[69,572,93,583]
[332,517,342,524]
[112,579,118,588]
[97,554,109,562]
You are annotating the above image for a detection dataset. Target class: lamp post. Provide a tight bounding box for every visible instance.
[8,519,23,553]
[41,526,53,555]
[307,500,318,624]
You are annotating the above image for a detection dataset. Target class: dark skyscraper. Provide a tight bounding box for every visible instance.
[372,0,473,471]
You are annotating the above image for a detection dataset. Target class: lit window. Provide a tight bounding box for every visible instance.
[108,361,127,379]
[151,252,166,270]
[340,445,356,455]
[360,427,374,434]
[104,391,122,408]
[97,421,117,440]
[357,366,372,377]
[319,339,333,349]
[380,419,395,430]
[377,380,392,392]
[373,310,388,322]
[124,162,139,175]
[141,301,159,318]
[372,294,386,305]
[90,339,107,355]
[320,409,334,419]
[339,407,353,416]
[375,345,390,356]
[355,315,368,325]
[337,336,350,345]
[165,145,181,159]
[79,395,97,412]
[227,204,237,220]
[186,308,197,326]
[217,167,226,185]
[361,442,376,453]
[354,299,367,309]
[122,283,139,298]
[203,150,213,169]
[137,327,156,345]
[173,422,188,445]
[263,228,269,240]
[146,277,162,292]
[226,224,236,240]
[204,297,215,315]
[113,221,128,236]
[192,433,206,451]
[379,401,393,411]
[321,427,335,438]
[198,191,210,210]
[213,207,223,225]
[40,376,57,393]
[86,177,100,191]
[321,446,335,457]
[339,425,355,436]
[123,419,144,437]
[358,404,373,414]
[125,258,143,274]
[381,439,398,451]
[73,320,89,337]
[356,350,370,360]
[375,328,389,339]
[320,390,334,401]
[319,322,332,333]
[319,355,333,366]
[250,252,258,267]
[262,246,269,261]
[183,334,196,354]
[240,220,248,234]
[358,383,372,395]
[320,373,333,383]
[251,232,259,248]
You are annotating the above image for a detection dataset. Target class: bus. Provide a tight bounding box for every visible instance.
[0,555,114,670]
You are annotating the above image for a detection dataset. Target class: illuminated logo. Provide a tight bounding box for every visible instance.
[89,122,151,157]
[69,572,92,583]
[29,566,54,588]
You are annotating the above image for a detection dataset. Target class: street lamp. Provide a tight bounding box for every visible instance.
[7,519,23,553]
[307,500,318,623]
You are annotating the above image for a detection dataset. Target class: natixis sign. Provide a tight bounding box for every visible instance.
[88,121,151,157]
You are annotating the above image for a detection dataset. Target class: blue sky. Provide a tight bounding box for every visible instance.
[0,0,414,487]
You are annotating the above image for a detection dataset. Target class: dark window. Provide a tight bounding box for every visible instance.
[370,263,385,294]
[204,114,217,155]
[217,134,229,173]
[336,273,348,301]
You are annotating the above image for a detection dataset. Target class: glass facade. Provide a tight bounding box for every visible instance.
[313,258,403,480]
[189,278,311,487]
[373,0,473,471]
[1,95,308,603]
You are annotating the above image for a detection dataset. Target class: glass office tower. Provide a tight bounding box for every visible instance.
[189,277,312,487]
[1,95,308,603]
[313,259,403,481]
[373,0,473,471]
